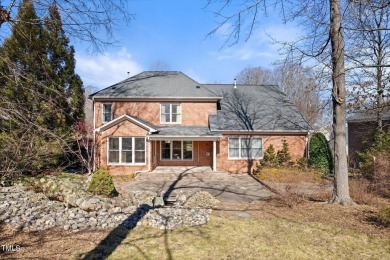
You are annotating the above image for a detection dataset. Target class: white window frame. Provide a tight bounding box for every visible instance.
[160,104,182,124]
[107,137,146,165]
[160,140,193,161]
[228,137,263,160]
[102,103,113,123]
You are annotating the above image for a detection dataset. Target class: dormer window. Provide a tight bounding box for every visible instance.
[160,104,181,124]
[102,103,112,123]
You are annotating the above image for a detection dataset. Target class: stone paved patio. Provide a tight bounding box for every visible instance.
[116,166,275,203]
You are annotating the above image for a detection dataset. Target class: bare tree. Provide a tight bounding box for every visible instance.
[236,66,276,85]
[73,120,95,175]
[0,0,133,51]
[0,0,132,177]
[344,0,390,129]
[206,0,355,205]
[236,64,326,127]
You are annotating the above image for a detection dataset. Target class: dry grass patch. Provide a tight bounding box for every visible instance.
[257,167,323,183]
[107,215,390,260]
[349,178,377,205]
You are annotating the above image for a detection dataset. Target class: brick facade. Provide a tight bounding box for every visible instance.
[348,120,390,167]
[216,134,307,173]
[153,141,213,167]
[98,120,150,175]
[94,101,217,128]
[94,100,309,174]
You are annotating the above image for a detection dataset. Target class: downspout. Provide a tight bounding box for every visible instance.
[306,132,310,159]
[92,98,96,172]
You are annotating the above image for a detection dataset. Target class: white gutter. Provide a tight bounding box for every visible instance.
[92,97,223,102]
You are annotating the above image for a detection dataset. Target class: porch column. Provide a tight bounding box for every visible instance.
[213,140,217,172]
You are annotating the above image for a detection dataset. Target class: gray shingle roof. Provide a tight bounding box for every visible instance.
[347,109,390,123]
[91,71,312,132]
[149,126,222,137]
[204,84,312,132]
[90,71,221,99]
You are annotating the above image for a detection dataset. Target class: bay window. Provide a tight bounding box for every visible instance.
[108,137,146,164]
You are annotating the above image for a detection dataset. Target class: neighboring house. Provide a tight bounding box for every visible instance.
[90,71,312,174]
[347,110,390,168]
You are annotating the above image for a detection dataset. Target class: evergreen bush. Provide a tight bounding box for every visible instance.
[87,169,116,197]
[276,140,291,165]
[309,132,333,175]
[261,144,278,167]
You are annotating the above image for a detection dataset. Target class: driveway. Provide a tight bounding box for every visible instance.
[116,166,274,203]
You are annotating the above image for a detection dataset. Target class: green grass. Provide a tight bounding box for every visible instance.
[104,216,390,260]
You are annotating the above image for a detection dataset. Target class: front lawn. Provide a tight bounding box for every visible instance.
[104,215,389,260]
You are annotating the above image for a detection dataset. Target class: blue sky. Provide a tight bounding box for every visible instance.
[74,0,300,89]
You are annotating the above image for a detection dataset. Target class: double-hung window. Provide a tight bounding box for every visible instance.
[108,137,146,164]
[161,140,193,160]
[160,104,181,123]
[228,137,263,159]
[102,103,112,123]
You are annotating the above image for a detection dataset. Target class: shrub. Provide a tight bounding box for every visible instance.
[309,132,333,175]
[260,144,278,167]
[375,207,390,226]
[349,178,376,205]
[296,157,308,169]
[276,140,291,166]
[359,129,390,176]
[358,130,390,197]
[276,184,306,208]
[87,168,116,197]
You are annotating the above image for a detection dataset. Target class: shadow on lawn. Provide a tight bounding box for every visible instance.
[82,168,195,259]
[82,167,272,259]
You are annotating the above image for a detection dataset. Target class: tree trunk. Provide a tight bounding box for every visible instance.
[329,0,355,205]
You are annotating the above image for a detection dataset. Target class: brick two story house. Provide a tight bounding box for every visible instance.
[90,71,312,174]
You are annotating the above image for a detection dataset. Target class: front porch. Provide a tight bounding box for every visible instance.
[147,126,222,172]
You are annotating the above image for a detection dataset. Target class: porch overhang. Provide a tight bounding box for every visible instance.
[147,136,220,141]
[146,126,222,141]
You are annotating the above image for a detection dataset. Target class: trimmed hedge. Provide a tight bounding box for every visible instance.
[309,132,333,175]
[87,168,116,197]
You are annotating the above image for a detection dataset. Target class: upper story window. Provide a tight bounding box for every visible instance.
[102,103,112,123]
[160,104,181,124]
[228,137,263,159]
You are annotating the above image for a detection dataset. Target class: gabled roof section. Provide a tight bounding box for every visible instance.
[205,84,313,132]
[96,114,158,133]
[90,71,222,99]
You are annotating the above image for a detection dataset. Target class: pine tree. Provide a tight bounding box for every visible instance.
[0,0,84,174]
[45,3,84,126]
[276,140,291,165]
[0,0,49,122]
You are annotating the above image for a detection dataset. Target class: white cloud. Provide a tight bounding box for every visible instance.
[210,23,301,62]
[76,47,143,89]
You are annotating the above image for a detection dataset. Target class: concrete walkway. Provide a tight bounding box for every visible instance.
[118,166,274,203]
